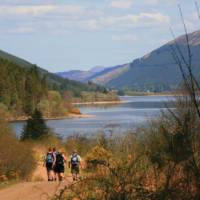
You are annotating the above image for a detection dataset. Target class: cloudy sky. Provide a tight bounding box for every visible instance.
[0,0,199,72]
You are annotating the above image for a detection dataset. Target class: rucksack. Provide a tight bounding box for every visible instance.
[56,153,64,165]
[46,152,54,164]
[71,154,79,166]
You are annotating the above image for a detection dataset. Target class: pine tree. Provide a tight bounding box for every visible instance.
[21,109,49,140]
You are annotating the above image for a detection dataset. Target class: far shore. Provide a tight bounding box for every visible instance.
[9,94,176,122]
[72,100,121,106]
[8,113,95,123]
[122,93,175,97]
[145,93,175,96]
[72,93,175,106]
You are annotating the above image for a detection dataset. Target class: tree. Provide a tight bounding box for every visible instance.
[21,109,49,140]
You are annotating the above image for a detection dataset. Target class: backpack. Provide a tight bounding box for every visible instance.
[46,152,54,164]
[71,154,79,166]
[56,153,64,165]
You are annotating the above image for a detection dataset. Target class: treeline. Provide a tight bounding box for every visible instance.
[0,58,80,118]
[0,59,48,117]
[0,58,118,119]
[76,91,119,102]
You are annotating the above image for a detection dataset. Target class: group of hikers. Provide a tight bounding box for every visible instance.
[44,147,81,181]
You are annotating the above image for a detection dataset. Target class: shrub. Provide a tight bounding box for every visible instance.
[85,146,112,170]
[64,135,96,156]
[0,110,36,181]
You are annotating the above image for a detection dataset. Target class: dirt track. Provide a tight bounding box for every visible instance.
[0,179,72,200]
[0,148,73,200]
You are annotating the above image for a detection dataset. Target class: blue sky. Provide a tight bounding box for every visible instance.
[0,0,199,72]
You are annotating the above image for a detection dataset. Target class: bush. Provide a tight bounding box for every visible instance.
[64,135,96,156]
[0,110,36,181]
[85,146,112,170]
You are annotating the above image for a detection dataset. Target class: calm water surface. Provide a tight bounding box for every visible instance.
[11,96,175,138]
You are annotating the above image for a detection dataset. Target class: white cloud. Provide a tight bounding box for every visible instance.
[0,26,35,34]
[0,4,85,16]
[146,0,159,5]
[84,19,101,30]
[0,5,55,15]
[109,0,178,8]
[110,0,133,9]
[139,12,170,23]
[83,12,170,31]
[0,3,170,34]
[112,34,138,42]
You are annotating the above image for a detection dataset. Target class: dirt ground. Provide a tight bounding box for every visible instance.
[0,147,73,200]
[0,179,72,200]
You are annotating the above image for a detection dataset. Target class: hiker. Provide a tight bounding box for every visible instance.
[54,149,66,181]
[52,147,58,181]
[44,147,55,181]
[68,150,82,181]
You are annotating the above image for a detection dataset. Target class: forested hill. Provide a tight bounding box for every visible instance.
[0,49,100,96]
[0,50,118,119]
[0,58,92,118]
[0,58,48,116]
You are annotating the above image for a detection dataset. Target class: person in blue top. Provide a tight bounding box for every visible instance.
[68,150,82,181]
[44,147,56,181]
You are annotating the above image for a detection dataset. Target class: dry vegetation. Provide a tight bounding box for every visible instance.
[51,94,200,200]
[0,109,36,182]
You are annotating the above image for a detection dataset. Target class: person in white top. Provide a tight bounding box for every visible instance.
[68,150,82,181]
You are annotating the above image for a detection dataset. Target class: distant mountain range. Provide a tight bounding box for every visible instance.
[57,66,106,82]
[57,30,200,92]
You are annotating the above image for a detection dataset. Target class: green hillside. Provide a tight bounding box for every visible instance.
[0,49,119,118]
[87,30,200,92]
[107,45,200,92]
[0,49,106,97]
[0,49,36,69]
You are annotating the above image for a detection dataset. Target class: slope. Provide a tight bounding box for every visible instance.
[0,49,99,96]
[57,66,106,82]
[93,30,200,92]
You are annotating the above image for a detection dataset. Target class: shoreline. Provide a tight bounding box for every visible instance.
[9,113,95,123]
[9,94,175,122]
[122,93,175,97]
[72,100,121,106]
[72,94,175,106]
